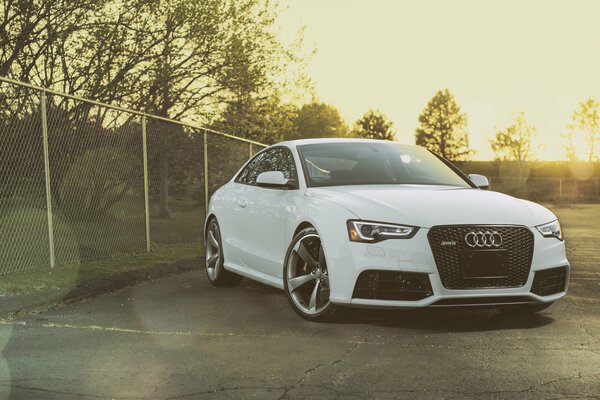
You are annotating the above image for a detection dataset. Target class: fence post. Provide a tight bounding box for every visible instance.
[204,132,209,214]
[142,116,151,253]
[249,143,253,158]
[41,90,55,268]
[559,178,563,201]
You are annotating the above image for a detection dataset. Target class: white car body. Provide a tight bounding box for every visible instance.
[206,138,569,310]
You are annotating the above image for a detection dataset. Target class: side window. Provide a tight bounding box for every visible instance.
[237,152,269,185]
[236,147,297,186]
[268,148,296,180]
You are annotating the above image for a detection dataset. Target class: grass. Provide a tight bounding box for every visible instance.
[0,195,206,290]
[0,243,203,296]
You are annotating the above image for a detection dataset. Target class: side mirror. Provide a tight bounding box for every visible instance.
[468,174,490,190]
[256,171,296,189]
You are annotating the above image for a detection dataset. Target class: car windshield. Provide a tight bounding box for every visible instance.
[297,142,472,188]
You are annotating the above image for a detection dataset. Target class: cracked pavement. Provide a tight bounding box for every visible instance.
[1,266,599,400]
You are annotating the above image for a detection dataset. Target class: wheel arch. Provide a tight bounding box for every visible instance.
[204,213,217,243]
[288,218,328,250]
[293,221,315,237]
[285,220,320,273]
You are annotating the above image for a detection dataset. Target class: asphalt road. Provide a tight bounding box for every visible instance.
[1,266,600,400]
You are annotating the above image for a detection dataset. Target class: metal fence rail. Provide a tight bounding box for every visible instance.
[0,77,267,275]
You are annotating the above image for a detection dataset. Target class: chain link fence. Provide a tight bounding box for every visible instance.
[489,177,600,203]
[2,77,599,276]
[0,77,266,275]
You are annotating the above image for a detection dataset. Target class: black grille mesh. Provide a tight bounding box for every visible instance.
[427,225,534,289]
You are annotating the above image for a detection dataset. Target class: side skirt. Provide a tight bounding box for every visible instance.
[223,262,284,290]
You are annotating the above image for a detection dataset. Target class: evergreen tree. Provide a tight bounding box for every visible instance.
[415,89,472,161]
[352,109,395,141]
[286,102,348,140]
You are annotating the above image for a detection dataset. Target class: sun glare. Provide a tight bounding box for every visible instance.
[277,0,600,161]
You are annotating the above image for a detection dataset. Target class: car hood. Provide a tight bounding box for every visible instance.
[306,185,556,228]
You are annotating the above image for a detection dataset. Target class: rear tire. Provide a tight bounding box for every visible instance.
[283,227,349,322]
[205,218,243,288]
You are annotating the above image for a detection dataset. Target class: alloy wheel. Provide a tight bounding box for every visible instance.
[206,222,221,280]
[286,233,331,315]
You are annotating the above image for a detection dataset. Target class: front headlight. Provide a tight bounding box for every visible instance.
[347,220,418,243]
[536,220,563,240]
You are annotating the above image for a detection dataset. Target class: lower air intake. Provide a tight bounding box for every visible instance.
[531,266,568,296]
[353,270,433,301]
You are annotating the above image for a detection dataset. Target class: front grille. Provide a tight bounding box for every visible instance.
[531,266,568,296]
[353,270,433,301]
[428,225,534,289]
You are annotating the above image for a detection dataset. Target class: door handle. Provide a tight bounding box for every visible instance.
[238,199,248,208]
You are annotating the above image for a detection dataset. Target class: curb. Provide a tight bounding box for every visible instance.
[0,257,204,319]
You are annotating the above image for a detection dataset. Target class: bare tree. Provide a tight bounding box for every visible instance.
[1,0,309,218]
[490,112,537,162]
[0,0,101,82]
[566,98,600,162]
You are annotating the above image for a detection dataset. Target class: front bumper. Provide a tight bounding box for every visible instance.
[325,226,570,308]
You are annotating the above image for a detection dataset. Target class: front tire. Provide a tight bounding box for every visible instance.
[283,227,346,322]
[205,218,243,287]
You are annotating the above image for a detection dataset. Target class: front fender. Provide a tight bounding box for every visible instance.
[285,194,358,293]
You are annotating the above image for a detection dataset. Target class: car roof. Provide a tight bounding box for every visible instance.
[277,138,419,150]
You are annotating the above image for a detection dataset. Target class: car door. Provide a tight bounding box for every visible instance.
[234,147,299,277]
[222,151,269,268]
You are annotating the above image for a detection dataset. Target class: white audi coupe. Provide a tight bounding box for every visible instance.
[205,139,569,321]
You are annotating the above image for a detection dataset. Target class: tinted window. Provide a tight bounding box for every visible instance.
[237,147,297,185]
[298,142,471,188]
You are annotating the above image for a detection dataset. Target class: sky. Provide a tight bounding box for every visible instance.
[276,0,600,160]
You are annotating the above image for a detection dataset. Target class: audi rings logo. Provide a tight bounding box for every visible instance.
[464,230,502,248]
